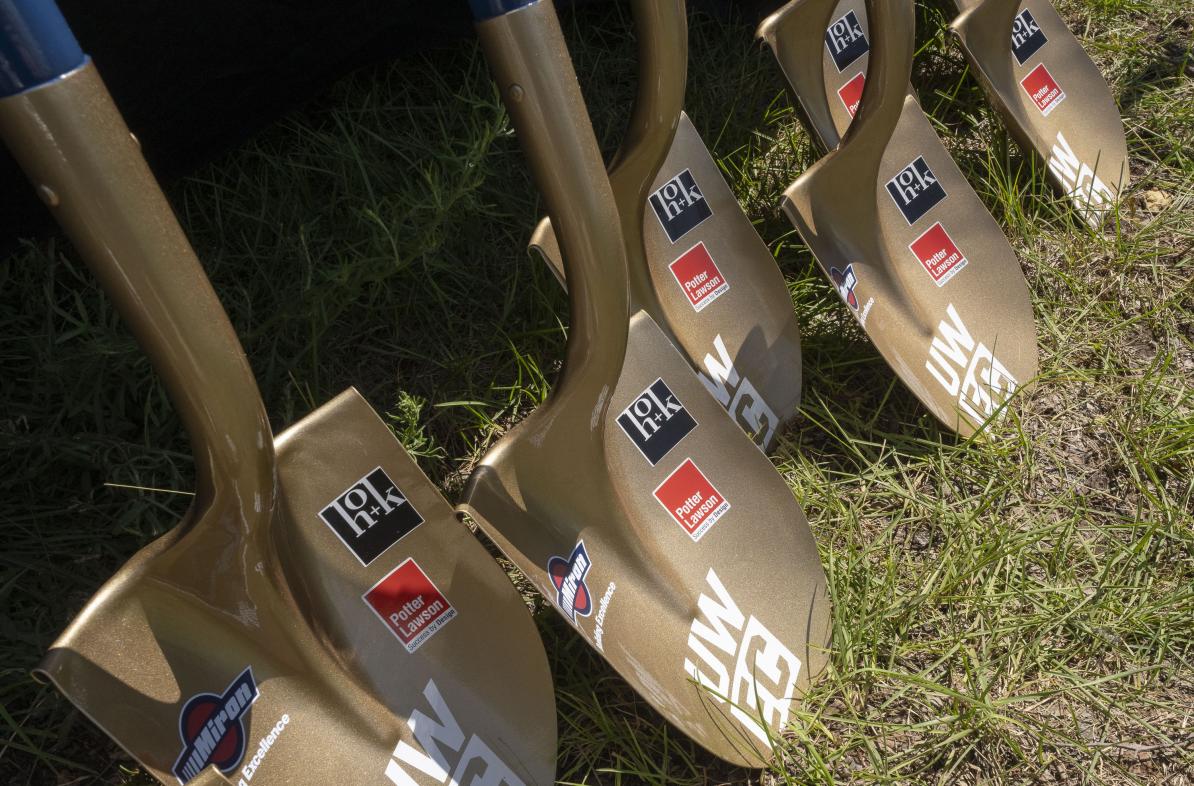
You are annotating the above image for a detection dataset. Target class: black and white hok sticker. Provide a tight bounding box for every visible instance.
[617,378,697,466]
[1011,8,1048,65]
[885,156,946,225]
[649,169,712,243]
[318,466,424,566]
[824,10,870,72]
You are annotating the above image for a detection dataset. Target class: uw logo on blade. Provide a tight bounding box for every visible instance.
[172,667,260,784]
[886,156,946,225]
[617,378,698,466]
[1011,8,1048,65]
[824,10,869,72]
[318,466,424,566]
[649,169,712,244]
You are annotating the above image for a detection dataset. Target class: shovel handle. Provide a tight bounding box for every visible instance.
[0,0,274,523]
[842,0,915,151]
[473,0,630,401]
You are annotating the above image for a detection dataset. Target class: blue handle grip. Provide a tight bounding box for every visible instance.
[0,0,85,97]
[469,0,540,21]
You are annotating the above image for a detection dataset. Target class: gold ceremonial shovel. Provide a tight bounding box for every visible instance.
[0,2,556,783]
[761,0,1129,223]
[951,0,1130,223]
[760,0,1039,437]
[460,0,829,768]
[528,0,802,450]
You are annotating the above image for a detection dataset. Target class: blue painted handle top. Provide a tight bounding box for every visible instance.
[469,0,540,21]
[0,0,85,97]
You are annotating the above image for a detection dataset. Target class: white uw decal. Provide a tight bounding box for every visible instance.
[683,568,801,745]
[384,679,524,786]
[924,304,1019,425]
[1047,131,1117,224]
[697,334,779,448]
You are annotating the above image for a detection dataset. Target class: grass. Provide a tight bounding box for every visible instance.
[1,0,1191,783]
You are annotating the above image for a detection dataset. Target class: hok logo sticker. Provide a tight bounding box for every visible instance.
[669,242,729,312]
[384,679,525,786]
[824,10,869,72]
[172,668,260,784]
[649,169,712,243]
[925,304,1019,424]
[830,264,859,310]
[886,156,946,225]
[319,466,424,566]
[1011,8,1048,64]
[364,558,457,654]
[1020,63,1065,116]
[909,222,968,286]
[698,335,778,448]
[1047,131,1117,222]
[618,378,698,465]
[654,459,730,542]
[548,540,593,622]
[683,569,801,745]
[837,72,865,118]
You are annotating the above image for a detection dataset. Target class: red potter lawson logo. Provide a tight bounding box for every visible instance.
[364,558,457,654]
[908,222,968,287]
[669,242,729,312]
[1020,63,1065,116]
[837,72,865,118]
[653,458,730,542]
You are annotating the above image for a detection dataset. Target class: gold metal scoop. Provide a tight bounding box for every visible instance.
[0,5,557,782]
[461,0,830,767]
[761,0,1039,436]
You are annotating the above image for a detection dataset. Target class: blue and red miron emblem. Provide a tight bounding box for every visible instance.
[830,264,859,310]
[172,667,260,784]
[547,541,593,622]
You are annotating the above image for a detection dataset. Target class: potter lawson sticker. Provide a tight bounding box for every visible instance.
[172,667,260,784]
[1020,63,1065,116]
[649,169,712,243]
[669,242,729,312]
[909,222,968,286]
[364,557,457,654]
[825,10,869,72]
[318,466,424,566]
[617,378,698,466]
[1011,8,1048,65]
[838,72,865,118]
[548,540,593,621]
[885,156,946,225]
[653,458,730,542]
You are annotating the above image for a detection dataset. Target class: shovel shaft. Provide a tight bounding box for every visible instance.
[0,14,273,533]
[475,0,630,409]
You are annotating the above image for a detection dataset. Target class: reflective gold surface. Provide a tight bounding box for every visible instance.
[952,0,1129,222]
[462,0,830,767]
[765,0,1039,436]
[530,0,802,450]
[2,62,555,785]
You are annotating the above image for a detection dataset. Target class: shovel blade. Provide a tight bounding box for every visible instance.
[952,0,1130,223]
[463,310,831,767]
[38,389,556,785]
[530,113,803,451]
[784,97,1038,437]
